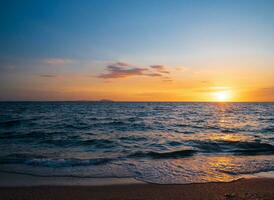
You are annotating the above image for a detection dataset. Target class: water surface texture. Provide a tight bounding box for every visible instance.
[0,102,273,184]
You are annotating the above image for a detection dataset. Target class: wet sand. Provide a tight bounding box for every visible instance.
[0,178,273,200]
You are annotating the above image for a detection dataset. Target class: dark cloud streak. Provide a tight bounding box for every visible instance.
[98,64,148,79]
[98,62,171,79]
[39,74,58,78]
[150,65,170,74]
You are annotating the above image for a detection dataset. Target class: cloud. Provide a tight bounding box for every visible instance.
[98,62,172,79]
[98,64,148,79]
[145,73,163,77]
[253,86,274,100]
[201,80,211,84]
[150,65,170,74]
[260,86,274,91]
[39,74,58,78]
[162,78,173,82]
[115,62,130,67]
[175,66,188,71]
[43,58,73,65]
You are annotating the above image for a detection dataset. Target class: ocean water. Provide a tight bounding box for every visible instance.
[0,102,273,184]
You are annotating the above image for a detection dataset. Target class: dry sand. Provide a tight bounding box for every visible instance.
[0,178,273,200]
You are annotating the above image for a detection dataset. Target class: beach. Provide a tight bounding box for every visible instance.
[0,177,273,200]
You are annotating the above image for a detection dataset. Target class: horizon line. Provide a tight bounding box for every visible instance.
[0,100,273,103]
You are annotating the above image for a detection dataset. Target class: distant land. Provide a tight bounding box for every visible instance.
[98,99,115,102]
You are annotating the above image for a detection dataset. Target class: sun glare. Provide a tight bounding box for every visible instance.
[213,91,232,102]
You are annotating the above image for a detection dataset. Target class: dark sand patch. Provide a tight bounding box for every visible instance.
[0,178,273,200]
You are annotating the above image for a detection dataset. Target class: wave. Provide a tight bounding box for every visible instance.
[192,140,274,155]
[96,121,127,126]
[167,141,183,146]
[259,127,274,133]
[218,161,274,175]
[38,138,117,148]
[129,149,196,159]
[81,139,115,147]
[0,154,114,167]
[175,124,204,129]
[118,136,147,142]
[232,142,274,155]
[0,131,49,139]
[25,158,113,167]
[0,119,32,128]
[0,153,46,165]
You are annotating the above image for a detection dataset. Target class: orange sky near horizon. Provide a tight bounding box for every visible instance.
[3,59,272,102]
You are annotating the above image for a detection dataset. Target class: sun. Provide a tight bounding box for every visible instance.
[213,90,232,102]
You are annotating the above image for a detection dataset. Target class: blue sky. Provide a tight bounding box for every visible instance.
[0,0,274,101]
[1,0,273,60]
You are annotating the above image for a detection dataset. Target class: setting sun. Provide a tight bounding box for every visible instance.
[213,91,232,102]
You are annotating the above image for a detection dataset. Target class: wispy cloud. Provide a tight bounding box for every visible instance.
[150,65,170,74]
[253,86,274,100]
[200,80,211,84]
[98,64,148,79]
[98,62,171,79]
[162,78,173,82]
[145,73,163,77]
[43,58,73,65]
[39,74,58,78]
[115,62,130,67]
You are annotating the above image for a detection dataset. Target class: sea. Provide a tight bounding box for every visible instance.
[0,102,273,184]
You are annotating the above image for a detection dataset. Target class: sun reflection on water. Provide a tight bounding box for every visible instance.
[163,155,274,184]
[205,156,237,182]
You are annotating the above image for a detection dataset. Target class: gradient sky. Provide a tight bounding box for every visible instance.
[0,0,273,101]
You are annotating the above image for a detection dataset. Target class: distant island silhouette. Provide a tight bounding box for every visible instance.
[98,99,114,102]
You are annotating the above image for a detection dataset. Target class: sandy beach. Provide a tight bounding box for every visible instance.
[0,177,273,200]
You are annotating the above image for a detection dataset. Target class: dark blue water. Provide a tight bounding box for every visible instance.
[0,102,273,184]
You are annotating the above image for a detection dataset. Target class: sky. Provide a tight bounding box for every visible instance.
[0,0,273,101]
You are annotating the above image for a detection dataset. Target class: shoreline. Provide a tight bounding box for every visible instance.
[0,172,144,187]
[1,170,274,187]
